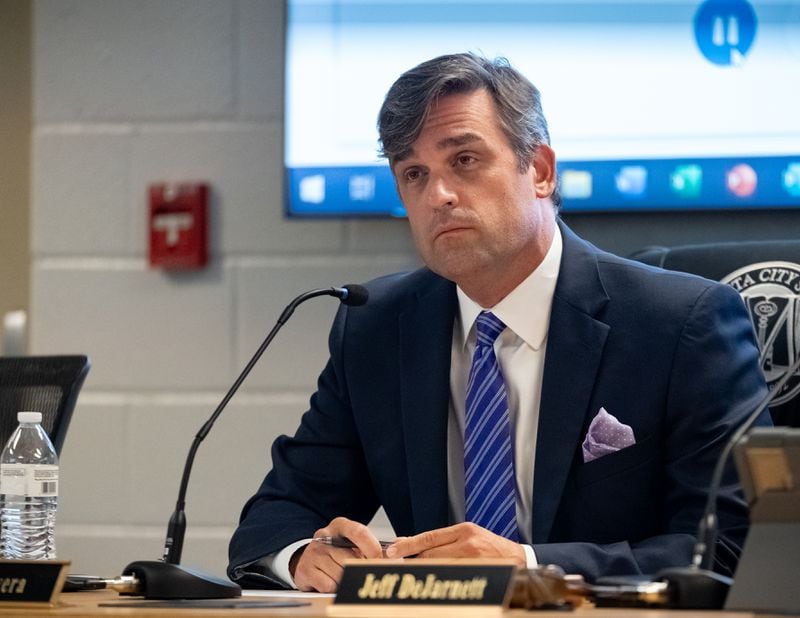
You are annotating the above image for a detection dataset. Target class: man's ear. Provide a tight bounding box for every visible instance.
[531,144,557,198]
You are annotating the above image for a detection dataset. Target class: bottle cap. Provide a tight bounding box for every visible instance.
[17,411,42,424]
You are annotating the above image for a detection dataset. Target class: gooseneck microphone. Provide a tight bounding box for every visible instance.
[655,350,800,609]
[122,284,368,599]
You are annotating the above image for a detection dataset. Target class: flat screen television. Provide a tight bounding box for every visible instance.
[285,0,800,216]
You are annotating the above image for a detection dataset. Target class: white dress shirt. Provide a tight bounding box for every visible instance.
[270,227,563,585]
[448,226,562,565]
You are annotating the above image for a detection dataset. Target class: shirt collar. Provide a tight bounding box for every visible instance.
[456,225,563,351]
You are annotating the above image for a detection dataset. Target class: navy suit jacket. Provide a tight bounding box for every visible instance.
[229,222,769,587]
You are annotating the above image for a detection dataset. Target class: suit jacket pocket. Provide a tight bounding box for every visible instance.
[574,433,657,487]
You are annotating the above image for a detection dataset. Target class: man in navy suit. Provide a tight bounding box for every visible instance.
[228,53,769,591]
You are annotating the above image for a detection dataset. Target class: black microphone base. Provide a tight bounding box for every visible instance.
[121,560,242,599]
[655,566,732,609]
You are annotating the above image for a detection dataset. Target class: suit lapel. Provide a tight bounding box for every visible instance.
[399,275,457,534]
[532,222,610,543]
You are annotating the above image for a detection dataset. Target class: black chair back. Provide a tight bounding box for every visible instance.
[631,240,800,427]
[0,355,91,455]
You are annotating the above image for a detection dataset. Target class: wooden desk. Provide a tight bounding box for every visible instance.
[0,590,784,618]
[0,590,327,617]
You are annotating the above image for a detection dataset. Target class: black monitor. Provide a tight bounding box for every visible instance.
[284,0,800,217]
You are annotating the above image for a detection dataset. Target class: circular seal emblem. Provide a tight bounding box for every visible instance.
[722,261,800,406]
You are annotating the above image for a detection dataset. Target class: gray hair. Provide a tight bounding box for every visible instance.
[377,52,559,206]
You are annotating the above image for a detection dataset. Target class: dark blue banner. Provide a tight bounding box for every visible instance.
[286,155,800,217]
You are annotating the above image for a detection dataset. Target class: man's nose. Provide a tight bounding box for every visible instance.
[425,174,458,209]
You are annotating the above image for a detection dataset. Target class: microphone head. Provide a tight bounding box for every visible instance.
[340,284,369,306]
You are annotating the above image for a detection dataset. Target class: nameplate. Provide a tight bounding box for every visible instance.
[0,559,70,607]
[328,559,516,617]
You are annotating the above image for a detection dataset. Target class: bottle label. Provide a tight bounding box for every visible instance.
[0,464,58,497]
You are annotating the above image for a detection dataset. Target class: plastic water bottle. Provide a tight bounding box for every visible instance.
[0,411,58,559]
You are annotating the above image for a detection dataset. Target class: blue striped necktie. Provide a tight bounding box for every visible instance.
[464,311,519,541]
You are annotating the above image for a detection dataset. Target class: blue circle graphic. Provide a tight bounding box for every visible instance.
[694,0,757,66]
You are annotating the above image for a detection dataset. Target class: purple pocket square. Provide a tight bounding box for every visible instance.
[582,407,636,463]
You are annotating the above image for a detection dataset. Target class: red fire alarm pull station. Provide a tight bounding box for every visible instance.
[148,182,209,270]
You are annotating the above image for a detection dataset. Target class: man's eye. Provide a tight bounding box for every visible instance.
[456,154,476,167]
[404,169,421,182]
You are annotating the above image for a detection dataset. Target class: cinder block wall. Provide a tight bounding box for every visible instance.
[32,0,418,578]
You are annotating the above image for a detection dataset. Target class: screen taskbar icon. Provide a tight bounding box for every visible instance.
[670,164,703,198]
[783,162,800,197]
[726,163,758,198]
[560,169,592,199]
[615,165,647,198]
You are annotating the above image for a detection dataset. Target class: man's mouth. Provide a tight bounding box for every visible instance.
[434,223,471,240]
